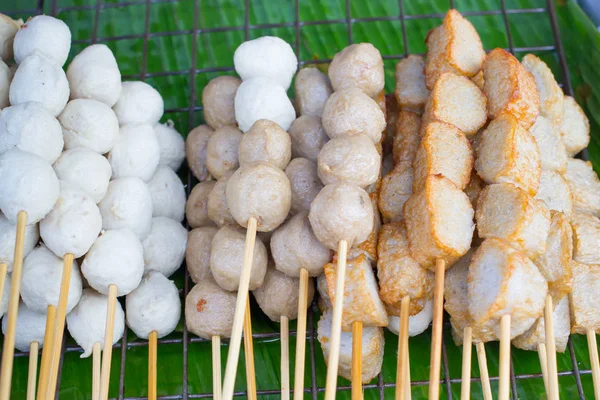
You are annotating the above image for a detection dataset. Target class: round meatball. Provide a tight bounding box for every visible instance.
[142,217,187,277]
[126,271,181,339]
[202,76,241,129]
[234,77,296,132]
[186,226,218,284]
[98,177,153,240]
[0,213,38,272]
[294,67,332,117]
[321,88,386,144]
[147,166,186,222]
[60,99,119,155]
[186,124,214,181]
[309,182,374,250]
[108,123,160,182]
[53,148,112,204]
[82,229,144,296]
[40,182,102,258]
[10,52,69,117]
[21,244,82,314]
[2,302,46,352]
[0,102,63,164]
[288,116,329,162]
[226,162,291,232]
[238,119,292,169]
[67,288,125,358]
[210,225,268,291]
[186,181,216,229]
[328,43,385,98]
[66,44,122,107]
[285,158,323,215]
[233,36,297,90]
[185,278,236,339]
[154,121,185,171]
[270,212,332,277]
[13,15,70,66]
[0,149,59,224]
[317,134,381,188]
[253,263,315,321]
[112,81,164,125]
[207,173,236,227]
[206,125,242,180]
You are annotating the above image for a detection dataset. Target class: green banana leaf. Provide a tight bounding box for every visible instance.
[2,0,600,398]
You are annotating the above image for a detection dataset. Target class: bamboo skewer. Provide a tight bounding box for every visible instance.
[499,314,511,400]
[405,342,411,400]
[148,331,158,400]
[351,321,362,400]
[544,296,559,400]
[0,263,7,310]
[222,217,257,400]
[92,342,101,400]
[395,295,410,400]
[587,330,600,400]
[37,305,56,400]
[293,268,309,400]
[428,259,445,399]
[475,342,492,400]
[281,315,290,400]
[324,239,348,400]
[460,327,473,400]
[26,341,39,400]
[538,343,549,395]
[243,296,257,400]
[99,283,118,400]
[0,210,28,400]
[212,336,222,400]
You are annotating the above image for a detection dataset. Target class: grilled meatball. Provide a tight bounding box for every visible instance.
[238,119,292,169]
[186,226,218,284]
[202,76,241,129]
[185,278,236,339]
[205,125,243,180]
[186,124,214,181]
[288,115,329,162]
[285,157,323,215]
[186,181,216,229]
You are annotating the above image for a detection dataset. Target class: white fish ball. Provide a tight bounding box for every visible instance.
[0,149,59,224]
[0,102,63,163]
[234,77,296,132]
[13,15,71,66]
[67,288,125,358]
[40,182,102,258]
[108,123,160,182]
[126,271,181,339]
[234,36,297,90]
[142,217,187,277]
[21,244,82,314]
[98,177,153,240]
[0,59,11,108]
[10,51,69,117]
[154,121,185,171]
[147,166,186,222]
[60,99,119,154]
[0,15,23,63]
[2,302,46,352]
[53,148,112,203]
[0,273,10,318]
[112,81,164,125]
[0,213,39,272]
[387,299,434,337]
[82,229,144,296]
[66,44,122,107]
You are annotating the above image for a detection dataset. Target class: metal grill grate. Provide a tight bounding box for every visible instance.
[1,0,594,398]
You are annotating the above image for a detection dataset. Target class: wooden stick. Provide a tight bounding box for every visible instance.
[27,341,39,400]
[222,217,257,400]
[281,316,290,400]
[405,341,411,400]
[99,284,118,400]
[293,268,309,400]
[148,331,158,400]
[498,314,511,400]
[0,263,7,309]
[396,295,410,400]
[475,342,492,400]
[46,253,74,397]
[351,321,362,400]
[324,239,348,400]
[92,342,101,400]
[544,296,559,400]
[538,342,549,395]
[36,305,56,400]
[587,330,600,400]
[243,295,257,400]
[0,210,27,400]
[428,259,445,399]
[460,327,473,400]
[212,336,221,400]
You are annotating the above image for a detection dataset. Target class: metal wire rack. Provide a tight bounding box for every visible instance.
[0,0,595,398]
